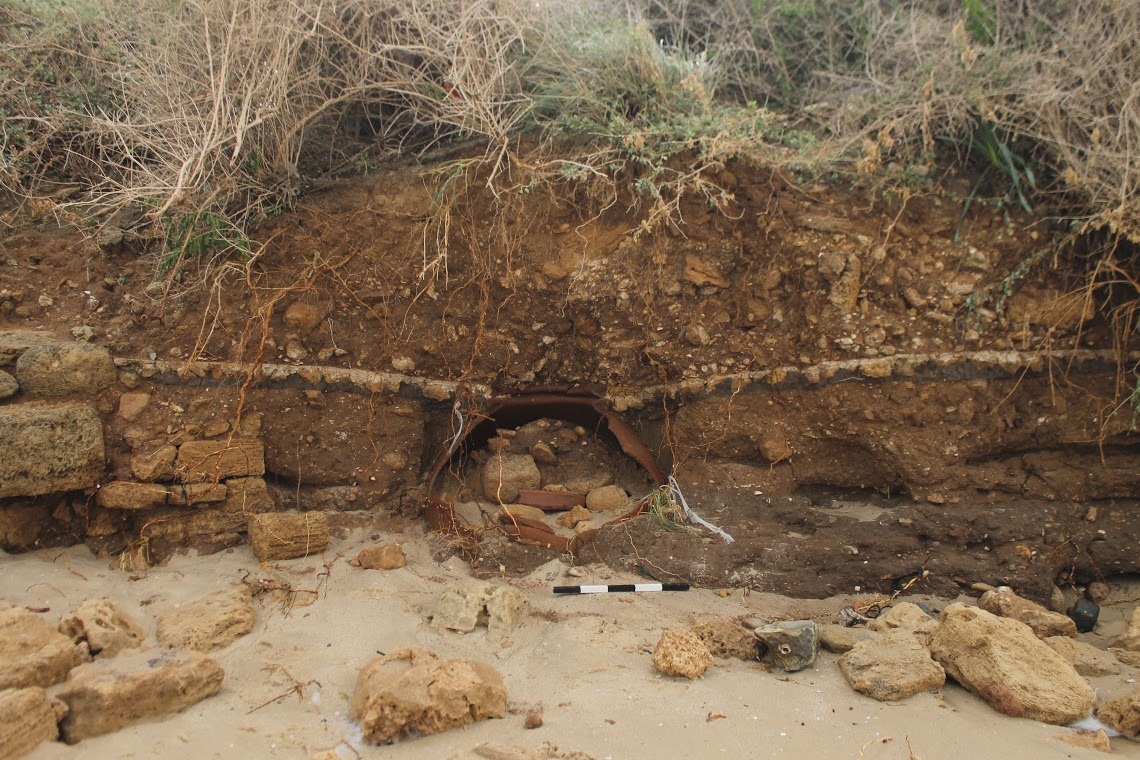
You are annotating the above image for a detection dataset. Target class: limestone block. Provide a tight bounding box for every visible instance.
[96,482,169,509]
[868,602,938,644]
[15,342,115,395]
[585,485,630,512]
[929,603,1094,724]
[54,648,223,743]
[839,630,946,701]
[176,439,265,480]
[350,647,506,744]
[1097,689,1140,739]
[0,370,17,399]
[0,405,104,498]
[166,482,228,506]
[1044,637,1120,677]
[819,624,880,654]
[0,606,86,690]
[432,580,528,638]
[482,454,540,503]
[980,586,1078,639]
[130,444,177,482]
[156,586,254,652]
[0,331,61,366]
[691,618,757,660]
[59,599,145,658]
[248,511,328,561]
[0,687,65,758]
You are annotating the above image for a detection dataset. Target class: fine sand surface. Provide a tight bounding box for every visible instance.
[3,527,1138,760]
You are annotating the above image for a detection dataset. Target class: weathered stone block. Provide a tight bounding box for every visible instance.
[54,647,223,743]
[431,580,528,637]
[839,630,946,701]
[482,454,540,504]
[980,586,1077,639]
[0,687,65,758]
[929,603,1094,724]
[15,342,115,396]
[156,586,254,652]
[96,481,169,509]
[0,370,17,399]
[357,543,407,570]
[176,439,264,480]
[350,647,506,744]
[58,599,145,658]
[248,511,328,561]
[0,331,61,366]
[0,606,86,690]
[0,405,104,498]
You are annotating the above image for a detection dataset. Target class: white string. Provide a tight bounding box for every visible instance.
[445,397,466,459]
[667,475,734,543]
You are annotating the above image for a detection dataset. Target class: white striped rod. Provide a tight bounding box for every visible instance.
[553,583,690,594]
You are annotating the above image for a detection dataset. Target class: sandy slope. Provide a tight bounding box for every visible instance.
[2,528,1137,760]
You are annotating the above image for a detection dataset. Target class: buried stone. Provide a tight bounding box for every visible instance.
[754,620,818,672]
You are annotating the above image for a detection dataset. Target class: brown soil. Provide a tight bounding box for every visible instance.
[1,160,1137,602]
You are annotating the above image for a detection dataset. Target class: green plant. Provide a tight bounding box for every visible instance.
[953,120,1036,241]
[643,487,686,530]
[158,210,250,274]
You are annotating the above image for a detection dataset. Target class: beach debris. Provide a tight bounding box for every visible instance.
[868,602,939,644]
[838,630,946,701]
[155,585,255,652]
[248,511,329,561]
[1056,729,1112,752]
[1113,608,1140,651]
[0,686,67,759]
[928,603,1094,724]
[0,606,87,690]
[691,619,758,660]
[350,647,506,744]
[432,580,528,637]
[356,543,407,570]
[652,629,713,679]
[1097,689,1140,739]
[55,647,224,743]
[1044,637,1121,677]
[839,606,872,627]
[754,620,819,672]
[483,454,540,503]
[819,624,880,654]
[58,599,145,658]
[980,586,1078,638]
[1067,599,1101,634]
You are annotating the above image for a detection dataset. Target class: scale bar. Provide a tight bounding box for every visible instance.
[553,583,690,594]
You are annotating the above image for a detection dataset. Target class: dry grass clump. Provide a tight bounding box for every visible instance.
[0,0,1137,270]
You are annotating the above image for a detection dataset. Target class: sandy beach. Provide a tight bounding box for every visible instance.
[3,522,1137,760]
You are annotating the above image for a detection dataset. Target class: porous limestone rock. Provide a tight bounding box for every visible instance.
[556,505,592,529]
[585,485,630,512]
[1044,636,1120,677]
[0,687,66,759]
[1055,730,1112,753]
[0,405,104,498]
[176,439,265,480]
[357,543,407,570]
[691,618,757,660]
[929,603,1094,724]
[1114,608,1140,652]
[980,586,1078,639]
[0,370,17,399]
[432,580,528,638]
[155,586,255,652]
[54,647,224,743]
[59,599,145,658]
[482,454,540,504]
[130,444,178,482]
[15,342,115,396]
[248,511,329,561]
[1097,689,1139,739]
[0,606,86,690]
[839,630,946,701]
[350,647,506,744]
[868,602,938,644]
[652,629,713,679]
[819,624,880,654]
